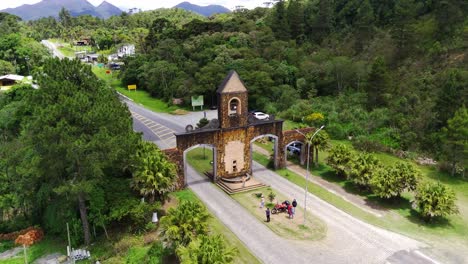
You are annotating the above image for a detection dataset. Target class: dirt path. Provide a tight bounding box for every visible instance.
[252,145,386,217]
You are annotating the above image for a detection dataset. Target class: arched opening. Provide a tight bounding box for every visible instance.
[284,140,306,167]
[183,144,217,185]
[250,134,279,170]
[228,98,240,116]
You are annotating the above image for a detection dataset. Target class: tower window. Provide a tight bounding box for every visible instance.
[229,98,240,115]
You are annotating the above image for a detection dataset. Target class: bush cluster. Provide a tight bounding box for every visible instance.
[326,144,458,221]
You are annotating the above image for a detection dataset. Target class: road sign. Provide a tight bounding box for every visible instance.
[128,84,137,91]
[191,95,204,110]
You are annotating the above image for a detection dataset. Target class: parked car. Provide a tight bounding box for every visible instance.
[287,143,302,155]
[252,111,270,120]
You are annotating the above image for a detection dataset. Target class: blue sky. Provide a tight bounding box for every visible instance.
[0,0,267,11]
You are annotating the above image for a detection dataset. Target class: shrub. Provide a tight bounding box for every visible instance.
[304,112,325,126]
[371,162,421,199]
[412,181,459,221]
[114,236,141,256]
[176,235,237,264]
[326,144,353,178]
[348,152,381,189]
[268,191,276,203]
[145,242,168,264]
[196,118,209,129]
[159,200,210,248]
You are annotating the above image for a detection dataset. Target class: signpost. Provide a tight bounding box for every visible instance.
[127,84,137,91]
[191,95,204,110]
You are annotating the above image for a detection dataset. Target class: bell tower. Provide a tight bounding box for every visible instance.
[217,70,249,129]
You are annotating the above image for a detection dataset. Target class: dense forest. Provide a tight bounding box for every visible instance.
[4,1,467,160]
[26,0,467,172]
[0,0,467,262]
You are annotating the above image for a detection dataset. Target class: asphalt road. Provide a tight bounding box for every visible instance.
[121,95,217,149]
[41,40,66,59]
[129,102,441,264]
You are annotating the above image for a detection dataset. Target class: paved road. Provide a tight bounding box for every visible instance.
[121,96,217,149]
[252,162,434,264]
[41,40,66,59]
[126,99,439,264]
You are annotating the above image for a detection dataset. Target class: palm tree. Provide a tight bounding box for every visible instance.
[131,141,177,203]
[177,235,238,264]
[159,200,210,248]
[310,130,330,166]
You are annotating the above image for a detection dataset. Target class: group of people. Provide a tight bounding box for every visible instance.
[261,195,297,222]
[283,199,298,219]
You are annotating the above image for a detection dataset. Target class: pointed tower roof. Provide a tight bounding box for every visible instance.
[216,70,247,94]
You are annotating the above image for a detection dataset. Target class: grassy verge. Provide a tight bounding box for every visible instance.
[186,148,327,241]
[232,188,326,241]
[92,67,182,114]
[0,237,64,264]
[0,241,14,253]
[253,140,274,155]
[185,147,213,174]
[48,39,93,58]
[255,145,468,257]
[173,189,261,264]
[253,152,379,223]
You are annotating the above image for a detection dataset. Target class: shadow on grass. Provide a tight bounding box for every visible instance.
[406,209,454,229]
[424,166,468,186]
[365,195,412,211]
[311,164,345,184]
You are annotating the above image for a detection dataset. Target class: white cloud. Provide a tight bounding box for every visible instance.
[0,0,267,12]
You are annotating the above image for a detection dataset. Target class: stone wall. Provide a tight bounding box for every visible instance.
[279,127,315,168]
[217,91,249,129]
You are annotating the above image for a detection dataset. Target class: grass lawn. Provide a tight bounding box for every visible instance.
[0,237,64,264]
[49,39,93,58]
[92,67,183,114]
[253,139,274,156]
[186,148,327,241]
[185,147,214,174]
[232,188,327,241]
[283,119,306,131]
[173,189,261,264]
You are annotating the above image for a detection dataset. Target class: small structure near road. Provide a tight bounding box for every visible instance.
[163,71,315,194]
[0,74,37,91]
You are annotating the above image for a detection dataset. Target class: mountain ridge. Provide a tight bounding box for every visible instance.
[174,1,230,17]
[1,0,122,20]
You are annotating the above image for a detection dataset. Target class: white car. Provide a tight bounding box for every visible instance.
[253,112,270,120]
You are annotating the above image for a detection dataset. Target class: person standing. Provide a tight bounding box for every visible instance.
[292,198,297,218]
[260,195,265,208]
[266,208,271,222]
[287,204,293,219]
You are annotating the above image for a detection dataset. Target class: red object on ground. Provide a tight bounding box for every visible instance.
[14,228,44,246]
[0,227,44,244]
[106,70,111,74]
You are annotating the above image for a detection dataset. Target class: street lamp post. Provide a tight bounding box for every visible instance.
[295,125,325,225]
